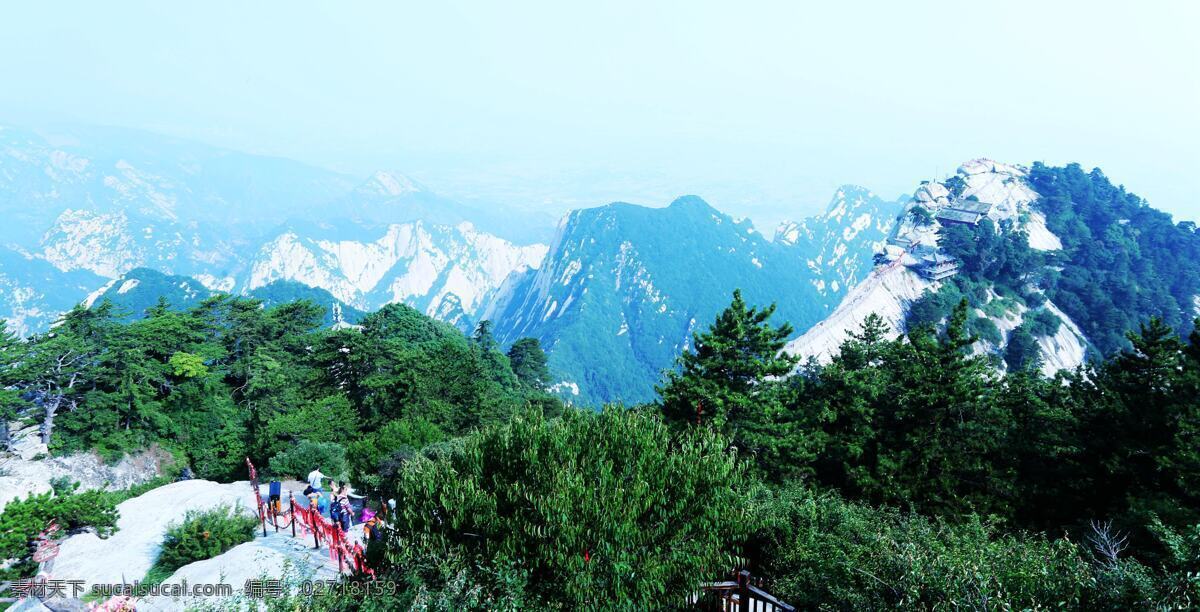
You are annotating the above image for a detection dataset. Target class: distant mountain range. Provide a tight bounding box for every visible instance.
[483,192,898,403]
[84,267,365,327]
[3,124,1196,405]
[0,124,555,334]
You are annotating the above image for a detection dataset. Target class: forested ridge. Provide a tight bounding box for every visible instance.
[1,287,1197,608]
[0,163,1198,609]
[0,296,556,480]
[1031,163,1200,353]
[911,163,1200,371]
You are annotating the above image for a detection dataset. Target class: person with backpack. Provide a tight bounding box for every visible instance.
[361,505,380,542]
[328,480,341,519]
[330,484,352,532]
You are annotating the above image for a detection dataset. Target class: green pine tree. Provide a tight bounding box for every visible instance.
[659,289,798,429]
[507,337,551,389]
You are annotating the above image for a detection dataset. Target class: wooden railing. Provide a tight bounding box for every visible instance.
[693,569,795,611]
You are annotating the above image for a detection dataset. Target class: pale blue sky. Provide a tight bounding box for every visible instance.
[2,1,1196,227]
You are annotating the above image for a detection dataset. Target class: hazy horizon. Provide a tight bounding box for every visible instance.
[2,1,1196,229]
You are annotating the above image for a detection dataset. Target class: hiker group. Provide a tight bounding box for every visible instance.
[301,468,391,542]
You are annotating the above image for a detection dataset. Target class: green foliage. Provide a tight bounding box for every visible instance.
[821,301,1006,516]
[1,289,547,485]
[658,290,802,479]
[2,197,1197,609]
[312,303,535,438]
[1026,307,1063,337]
[943,175,967,199]
[168,351,208,378]
[982,294,1019,319]
[380,407,747,608]
[777,307,1200,586]
[269,440,348,481]
[968,313,1002,345]
[1029,163,1200,354]
[1076,318,1200,536]
[940,218,1045,293]
[347,417,446,494]
[906,287,953,330]
[1005,325,1042,371]
[0,321,26,441]
[1145,518,1200,605]
[155,504,258,573]
[908,205,933,226]
[1023,288,1048,308]
[263,395,359,459]
[906,281,986,332]
[745,485,1093,609]
[100,475,174,505]
[0,489,119,579]
[506,337,550,389]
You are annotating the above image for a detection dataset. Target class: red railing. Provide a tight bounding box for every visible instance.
[245,458,373,577]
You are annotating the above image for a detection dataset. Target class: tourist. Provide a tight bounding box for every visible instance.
[304,467,325,496]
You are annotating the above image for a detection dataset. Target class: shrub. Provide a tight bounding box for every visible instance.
[378,408,748,608]
[1026,308,1063,338]
[953,276,990,305]
[171,386,249,481]
[0,489,119,579]
[746,485,1094,610]
[907,285,961,330]
[1023,289,1048,308]
[268,440,348,481]
[156,504,257,573]
[49,476,76,495]
[264,395,360,460]
[1005,326,1042,371]
[99,476,174,506]
[982,295,1018,319]
[347,417,445,494]
[969,315,1002,345]
[909,205,933,226]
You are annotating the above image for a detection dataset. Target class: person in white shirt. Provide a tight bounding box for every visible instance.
[305,468,325,495]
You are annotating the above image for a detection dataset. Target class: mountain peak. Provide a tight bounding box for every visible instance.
[823,185,877,220]
[956,158,1027,178]
[357,171,424,197]
[667,195,714,211]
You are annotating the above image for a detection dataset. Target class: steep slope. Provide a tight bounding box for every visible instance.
[774,185,905,298]
[0,125,551,335]
[347,171,559,244]
[0,124,353,279]
[248,220,546,327]
[0,247,102,336]
[787,159,1091,376]
[1028,162,1200,352]
[51,480,255,592]
[485,196,830,404]
[85,268,365,327]
[787,265,936,364]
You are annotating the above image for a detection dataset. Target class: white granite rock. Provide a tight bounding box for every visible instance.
[0,426,167,512]
[51,480,257,592]
[135,530,345,611]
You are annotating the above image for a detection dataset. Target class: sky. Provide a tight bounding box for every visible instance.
[1,0,1197,229]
